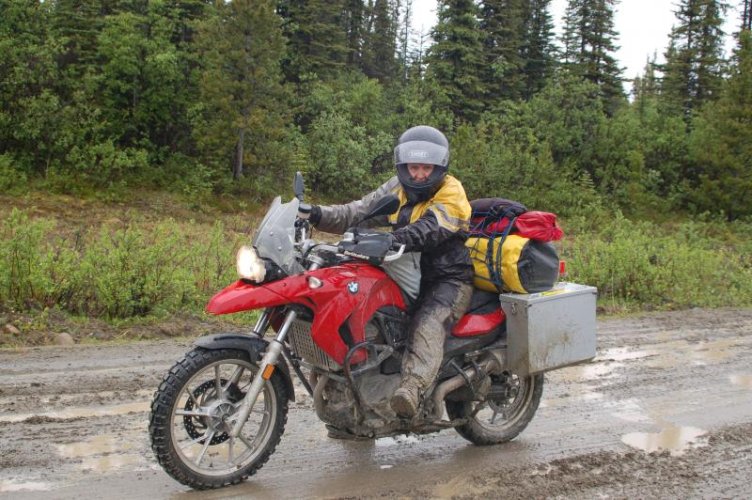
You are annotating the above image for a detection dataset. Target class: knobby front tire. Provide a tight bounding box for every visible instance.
[149,348,289,489]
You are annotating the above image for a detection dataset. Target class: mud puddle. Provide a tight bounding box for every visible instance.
[1,308,751,499]
[621,425,708,455]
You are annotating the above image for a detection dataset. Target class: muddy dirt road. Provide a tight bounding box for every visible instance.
[1,308,751,499]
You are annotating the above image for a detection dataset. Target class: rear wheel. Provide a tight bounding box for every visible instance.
[447,371,543,445]
[149,348,288,489]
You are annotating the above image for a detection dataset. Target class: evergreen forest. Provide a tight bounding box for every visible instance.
[1,0,750,218]
[1,0,752,335]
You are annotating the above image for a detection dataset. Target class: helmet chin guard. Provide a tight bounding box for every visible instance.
[394,126,450,200]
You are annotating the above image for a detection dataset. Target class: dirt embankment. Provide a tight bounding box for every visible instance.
[0,308,751,499]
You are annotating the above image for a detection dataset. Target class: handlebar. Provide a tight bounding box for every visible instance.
[307,242,406,264]
[383,244,406,262]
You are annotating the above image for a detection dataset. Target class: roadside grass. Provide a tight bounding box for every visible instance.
[562,212,752,313]
[1,191,751,345]
[0,190,266,345]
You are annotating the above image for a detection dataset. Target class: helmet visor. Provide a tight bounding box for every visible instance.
[394,140,449,168]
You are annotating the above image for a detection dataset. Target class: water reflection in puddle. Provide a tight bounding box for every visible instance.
[78,454,143,472]
[56,434,145,473]
[558,338,738,386]
[57,434,132,457]
[621,426,708,456]
[0,400,149,423]
[0,481,51,493]
[730,374,752,389]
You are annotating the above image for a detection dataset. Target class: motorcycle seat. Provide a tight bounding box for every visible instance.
[451,289,505,338]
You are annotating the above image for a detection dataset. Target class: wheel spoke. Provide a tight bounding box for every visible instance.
[228,437,235,466]
[195,430,216,466]
[250,406,270,416]
[176,409,209,417]
[226,366,245,389]
[238,433,257,452]
[180,431,211,450]
[215,365,223,395]
[489,409,500,425]
[185,386,200,407]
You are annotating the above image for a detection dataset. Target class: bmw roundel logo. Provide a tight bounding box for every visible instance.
[347,281,359,294]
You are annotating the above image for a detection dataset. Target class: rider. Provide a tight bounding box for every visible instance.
[300,125,474,418]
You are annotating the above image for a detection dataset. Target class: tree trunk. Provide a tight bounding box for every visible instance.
[233,129,244,180]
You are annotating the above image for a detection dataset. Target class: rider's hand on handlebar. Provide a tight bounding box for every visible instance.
[298,203,321,225]
[359,232,397,249]
[297,203,312,219]
[339,232,396,261]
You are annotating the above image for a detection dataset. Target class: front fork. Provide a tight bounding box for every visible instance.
[229,308,297,438]
[229,258,322,438]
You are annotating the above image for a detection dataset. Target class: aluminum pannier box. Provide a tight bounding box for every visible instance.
[500,282,597,375]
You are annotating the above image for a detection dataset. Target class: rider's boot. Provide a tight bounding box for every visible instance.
[390,377,420,418]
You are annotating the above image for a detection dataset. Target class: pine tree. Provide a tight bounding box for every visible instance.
[478,0,555,103]
[278,0,351,81]
[0,0,63,173]
[689,30,752,219]
[399,0,414,81]
[362,0,399,82]
[193,0,288,180]
[660,0,728,124]
[561,0,583,66]
[521,0,556,99]
[426,0,486,121]
[631,54,659,115]
[561,0,624,113]
[343,0,365,66]
[742,0,751,31]
[480,0,527,103]
[95,2,199,153]
[50,0,107,73]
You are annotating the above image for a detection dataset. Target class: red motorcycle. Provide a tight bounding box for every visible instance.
[149,174,553,489]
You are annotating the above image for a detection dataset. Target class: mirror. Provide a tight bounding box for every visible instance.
[294,172,305,201]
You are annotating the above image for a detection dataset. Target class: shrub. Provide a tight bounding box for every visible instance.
[563,213,752,310]
[0,155,29,194]
[0,210,241,319]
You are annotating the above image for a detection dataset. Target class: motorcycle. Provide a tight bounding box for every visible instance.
[149,173,572,490]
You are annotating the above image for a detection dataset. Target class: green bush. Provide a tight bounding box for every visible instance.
[305,111,393,199]
[0,210,241,319]
[450,120,602,216]
[563,213,752,310]
[2,206,750,322]
[0,155,29,194]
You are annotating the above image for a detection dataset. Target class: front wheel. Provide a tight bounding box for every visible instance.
[446,371,543,445]
[149,348,289,489]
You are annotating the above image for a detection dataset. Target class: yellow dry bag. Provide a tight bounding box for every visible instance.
[466,234,559,293]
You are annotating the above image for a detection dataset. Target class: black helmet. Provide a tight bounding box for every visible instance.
[394,125,449,199]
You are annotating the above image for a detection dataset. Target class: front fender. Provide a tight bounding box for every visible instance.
[193,333,295,402]
[206,280,293,315]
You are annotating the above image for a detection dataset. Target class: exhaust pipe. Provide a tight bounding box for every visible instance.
[432,351,504,416]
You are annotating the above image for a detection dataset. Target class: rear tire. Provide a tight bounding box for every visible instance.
[447,372,543,445]
[149,348,288,489]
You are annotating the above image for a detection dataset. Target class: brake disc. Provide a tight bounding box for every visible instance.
[182,379,244,445]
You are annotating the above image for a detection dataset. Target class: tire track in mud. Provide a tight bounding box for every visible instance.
[0,309,751,499]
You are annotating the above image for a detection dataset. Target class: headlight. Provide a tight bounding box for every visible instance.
[236,246,266,282]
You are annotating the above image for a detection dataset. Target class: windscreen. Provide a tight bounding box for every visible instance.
[252,196,303,275]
